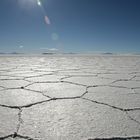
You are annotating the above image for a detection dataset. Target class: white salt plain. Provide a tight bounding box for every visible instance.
[0,54,140,140]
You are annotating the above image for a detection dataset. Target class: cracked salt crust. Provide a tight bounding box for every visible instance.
[111,80,140,89]
[0,89,49,107]
[0,55,140,140]
[0,107,18,137]
[62,76,114,86]
[0,80,29,89]
[84,86,140,109]
[26,82,86,98]
[19,99,140,139]
[25,75,63,82]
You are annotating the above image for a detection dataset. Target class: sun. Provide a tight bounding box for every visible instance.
[18,0,42,8]
[37,0,42,6]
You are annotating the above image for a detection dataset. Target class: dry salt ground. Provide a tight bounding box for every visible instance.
[0,54,140,140]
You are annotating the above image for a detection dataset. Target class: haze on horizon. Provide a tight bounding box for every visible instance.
[0,0,140,54]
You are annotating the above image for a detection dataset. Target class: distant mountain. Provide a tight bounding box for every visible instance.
[0,52,24,55]
[102,52,114,55]
[8,52,24,55]
[65,52,77,54]
[10,52,21,54]
[42,52,56,55]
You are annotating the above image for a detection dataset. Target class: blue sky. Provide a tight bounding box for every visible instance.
[0,0,140,53]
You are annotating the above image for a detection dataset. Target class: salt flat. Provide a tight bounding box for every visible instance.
[0,55,140,140]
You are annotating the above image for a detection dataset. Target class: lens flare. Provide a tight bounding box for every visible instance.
[45,16,51,25]
[51,33,59,41]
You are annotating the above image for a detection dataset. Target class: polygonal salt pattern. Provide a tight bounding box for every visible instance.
[97,73,134,80]
[0,89,49,107]
[19,99,140,140]
[0,55,140,140]
[84,86,140,109]
[111,80,140,89]
[26,82,86,98]
[62,76,114,86]
[25,75,63,82]
[0,107,18,137]
[0,80,29,89]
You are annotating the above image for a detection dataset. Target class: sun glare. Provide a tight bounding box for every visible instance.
[37,0,42,6]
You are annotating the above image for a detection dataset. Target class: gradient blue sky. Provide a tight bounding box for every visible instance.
[0,0,140,53]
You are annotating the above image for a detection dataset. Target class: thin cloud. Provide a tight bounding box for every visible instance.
[48,48,58,51]
[40,48,58,51]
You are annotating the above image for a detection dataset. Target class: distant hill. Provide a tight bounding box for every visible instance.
[10,52,24,55]
[65,52,77,54]
[0,52,24,55]
[102,52,114,55]
[42,52,56,55]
